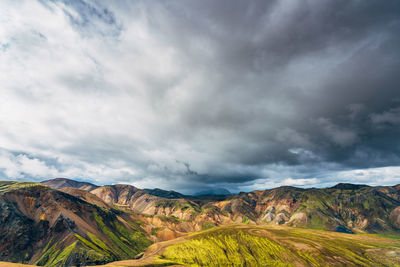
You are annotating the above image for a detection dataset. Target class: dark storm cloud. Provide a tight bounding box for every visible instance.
[1,0,400,192]
[153,0,400,167]
[145,0,400,188]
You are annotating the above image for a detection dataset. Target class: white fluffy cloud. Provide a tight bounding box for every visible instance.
[0,150,57,178]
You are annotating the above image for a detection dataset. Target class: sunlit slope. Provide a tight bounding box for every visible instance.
[104,225,400,267]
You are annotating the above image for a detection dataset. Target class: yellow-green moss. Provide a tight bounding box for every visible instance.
[35,241,57,266]
[151,227,165,235]
[158,226,400,267]
[0,181,46,194]
[163,230,294,266]
[45,241,77,267]
[93,211,152,258]
[201,222,216,230]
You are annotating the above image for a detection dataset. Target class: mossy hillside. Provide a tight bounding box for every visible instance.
[201,221,216,230]
[155,199,201,214]
[43,241,77,267]
[269,228,372,265]
[48,242,113,266]
[151,227,165,235]
[162,228,314,266]
[35,241,58,266]
[93,210,152,258]
[242,216,251,224]
[34,201,153,266]
[159,226,400,266]
[156,215,184,224]
[35,212,153,267]
[36,241,82,267]
[143,188,186,199]
[74,233,114,261]
[0,181,153,266]
[378,233,400,241]
[328,187,400,215]
[35,235,115,266]
[87,232,113,252]
[281,186,400,232]
[0,181,46,194]
[200,204,221,216]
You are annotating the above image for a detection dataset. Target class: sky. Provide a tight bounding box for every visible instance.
[0,0,400,193]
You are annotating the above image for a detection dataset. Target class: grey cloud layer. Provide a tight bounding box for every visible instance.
[0,0,399,192]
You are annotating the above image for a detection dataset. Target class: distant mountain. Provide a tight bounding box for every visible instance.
[194,187,231,196]
[41,178,98,191]
[330,183,370,190]
[42,178,187,199]
[143,188,187,199]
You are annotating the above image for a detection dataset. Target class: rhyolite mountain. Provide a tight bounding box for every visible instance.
[82,181,400,235]
[42,178,186,199]
[0,181,151,266]
[43,178,400,234]
[1,178,400,266]
[41,178,99,191]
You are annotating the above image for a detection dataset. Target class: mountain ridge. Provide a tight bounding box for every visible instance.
[41,178,99,191]
[42,178,400,234]
[1,178,400,266]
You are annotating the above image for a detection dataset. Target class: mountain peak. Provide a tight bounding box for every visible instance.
[41,178,99,191]
[194,187,231,196]
[143,188,187,199]
[331,183,370,190]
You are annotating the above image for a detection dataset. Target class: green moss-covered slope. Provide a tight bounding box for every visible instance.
[157,225,400,266]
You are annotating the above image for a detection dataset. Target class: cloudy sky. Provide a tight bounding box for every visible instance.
[1,0,400,193]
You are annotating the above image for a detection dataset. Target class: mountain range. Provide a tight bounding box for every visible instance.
[0,178,400,266]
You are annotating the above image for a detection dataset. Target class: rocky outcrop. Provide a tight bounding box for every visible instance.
[390,206,400,228]
[0,182,152,266]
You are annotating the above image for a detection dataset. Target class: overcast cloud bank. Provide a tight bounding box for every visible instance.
[0,0,399,193]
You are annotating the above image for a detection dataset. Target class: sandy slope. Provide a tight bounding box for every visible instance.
[0,263,34,267]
